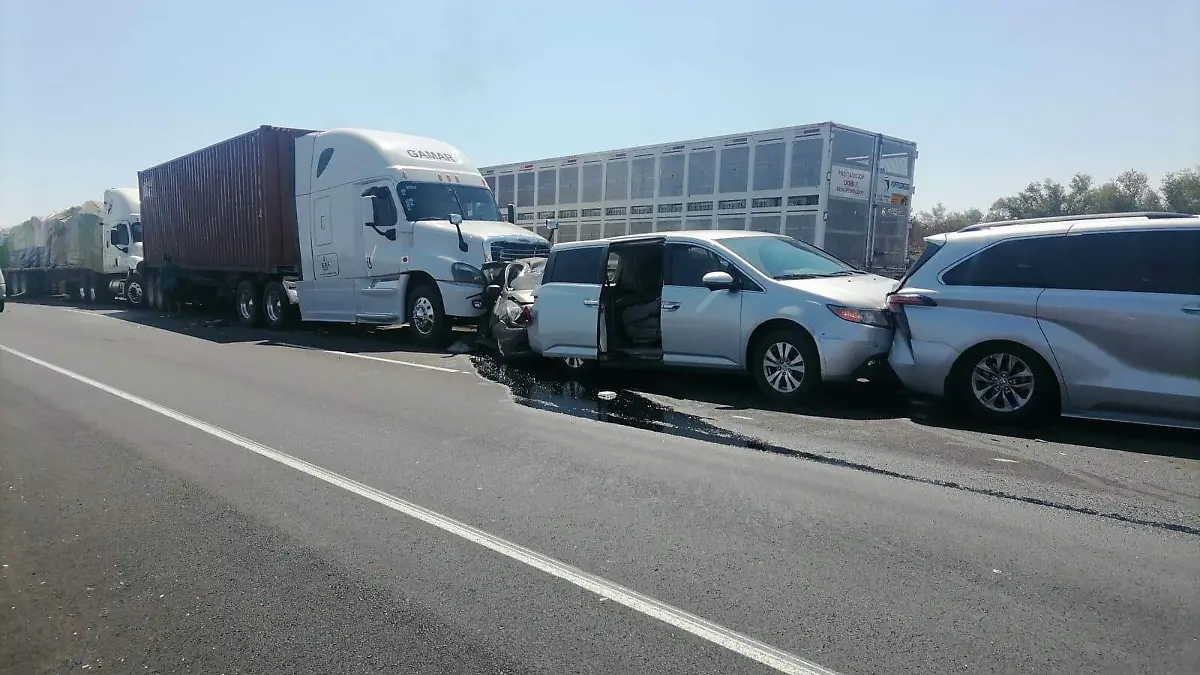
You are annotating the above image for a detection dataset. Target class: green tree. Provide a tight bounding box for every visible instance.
[985,168,1170,221]
[1159,167,1200,214]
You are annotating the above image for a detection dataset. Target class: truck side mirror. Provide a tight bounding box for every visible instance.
[361,188,398,241]
[506,203,516,224]
[449,213,463,225]
[108,230,118,245]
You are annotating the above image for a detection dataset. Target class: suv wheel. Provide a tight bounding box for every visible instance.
[951,342,1055,424]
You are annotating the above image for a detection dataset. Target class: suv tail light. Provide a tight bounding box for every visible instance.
[516,304,532,326]
[886,293,937,309]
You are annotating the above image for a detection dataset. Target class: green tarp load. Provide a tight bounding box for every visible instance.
[43,201,103,270]
[7,217,46,269]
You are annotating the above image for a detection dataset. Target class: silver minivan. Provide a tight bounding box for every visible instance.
[526,231,897,403]
[888,212,1200,428]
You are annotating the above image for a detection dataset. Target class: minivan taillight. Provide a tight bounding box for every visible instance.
[886,293,937,309]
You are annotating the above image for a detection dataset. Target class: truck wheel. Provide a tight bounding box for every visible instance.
[148,276,162,311]
[235,280,263,328]
[406,282,450,348]
[126,274,147,308]
[262,281,295,331]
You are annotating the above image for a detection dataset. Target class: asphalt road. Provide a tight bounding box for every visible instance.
[1,300,1197,675]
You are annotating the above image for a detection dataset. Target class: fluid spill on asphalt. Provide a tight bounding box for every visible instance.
[469,355,1200,537]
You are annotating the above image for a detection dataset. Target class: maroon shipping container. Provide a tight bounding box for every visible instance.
[138,125,317,274]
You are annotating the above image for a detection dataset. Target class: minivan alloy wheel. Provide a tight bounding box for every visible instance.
[970,352,1035,413]
[762,341,807,393]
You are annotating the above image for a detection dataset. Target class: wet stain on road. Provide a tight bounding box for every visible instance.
[469,354,1200,537]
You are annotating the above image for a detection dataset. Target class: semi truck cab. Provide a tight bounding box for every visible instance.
[293,129,550,346]
[102,188,145,303]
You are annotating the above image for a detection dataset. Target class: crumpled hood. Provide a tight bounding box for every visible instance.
[776,273,899,309]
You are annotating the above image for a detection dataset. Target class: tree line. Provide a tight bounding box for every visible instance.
[908,166,1200,257]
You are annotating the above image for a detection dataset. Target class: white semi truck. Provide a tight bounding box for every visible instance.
[1,193,144,304]
[101,188,146,304]
[136,125,550,346]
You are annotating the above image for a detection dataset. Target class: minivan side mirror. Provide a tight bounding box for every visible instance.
[701,271,736,291]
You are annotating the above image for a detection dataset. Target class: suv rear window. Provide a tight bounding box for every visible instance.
[942,237,1052,288]
[544,246,605,284]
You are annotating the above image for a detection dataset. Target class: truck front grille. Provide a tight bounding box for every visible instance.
[490,241,550,263]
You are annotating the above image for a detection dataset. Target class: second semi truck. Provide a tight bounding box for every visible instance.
[135,125,550,347]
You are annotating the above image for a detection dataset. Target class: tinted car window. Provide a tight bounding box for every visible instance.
[666,244,728,287]
[544,246,605,284]
[1048,229,1200,295]
[942,237,1051,287]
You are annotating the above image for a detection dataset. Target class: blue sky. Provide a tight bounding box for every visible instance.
[1,0,1196,226]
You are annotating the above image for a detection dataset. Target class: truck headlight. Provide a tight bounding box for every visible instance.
[451,262,485,285]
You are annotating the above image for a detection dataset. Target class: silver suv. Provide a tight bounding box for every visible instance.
[527,230,897,403]
[888,212,1200,428]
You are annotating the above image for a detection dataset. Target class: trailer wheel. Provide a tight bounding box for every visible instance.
[262,281,295,331]
[127,274,147,308]
[235,280,263,328]
[406,281,450,349]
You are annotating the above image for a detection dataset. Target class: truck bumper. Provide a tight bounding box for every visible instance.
[437,280,487,320]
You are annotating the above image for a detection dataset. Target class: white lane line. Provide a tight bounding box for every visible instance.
[991,458,1019,464]
[58,307,107,317]
[273,343,462,374]
[0,343,839,675]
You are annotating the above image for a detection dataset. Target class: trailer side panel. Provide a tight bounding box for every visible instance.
[139,125,316,274]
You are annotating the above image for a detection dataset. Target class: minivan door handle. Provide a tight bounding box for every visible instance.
[1182,304,1200,315]
[661,301,681,311]
[582,299,599,307]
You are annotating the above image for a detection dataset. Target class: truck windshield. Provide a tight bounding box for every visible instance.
[396,182,502,223]
[130,221,144,244]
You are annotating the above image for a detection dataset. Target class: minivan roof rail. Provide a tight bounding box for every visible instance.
[956,211,1197,233]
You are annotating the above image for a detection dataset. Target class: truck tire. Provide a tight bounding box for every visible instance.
[262,281,295,331]
[235,280,263,328]
[406,281,450,349]
[147,276,161,311]
[126,274,147,308]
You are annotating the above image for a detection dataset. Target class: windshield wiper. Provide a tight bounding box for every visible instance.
[774,270,867,280]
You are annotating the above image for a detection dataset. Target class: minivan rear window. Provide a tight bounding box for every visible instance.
[544,246,605,284]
